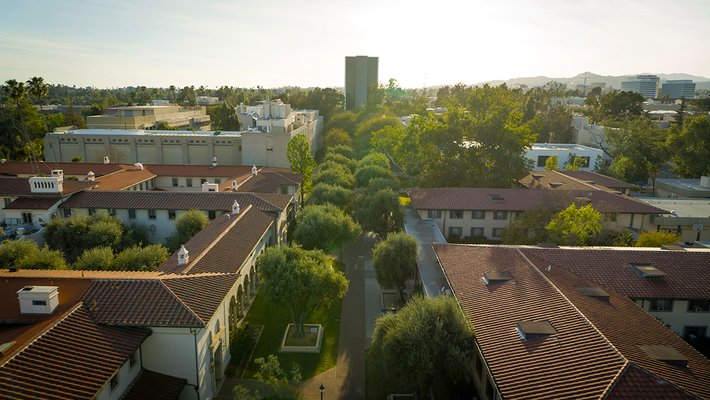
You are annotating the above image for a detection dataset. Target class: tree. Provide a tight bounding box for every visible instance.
[370,295,474,399]
[353,115,401,157]
[322,152,358,173]
[545,203,602,245]
[113,244,168,271]
[307,183,354,211]
[86,219,123,249]
[357,188,403,237]
[3,79,39,163]
[354,164,396,188]
[257,245,348,336]
[358,152,390,169]
[564,153,585,171]
[667,115,710,177]
[544,155,559,171]
[287,135,316,194]
[635,231,681,247]
[324,128,352,149]
[605,117,668,183]
[312,167,355,189]
[328,144,355,160]
[166,210,209,251]
[74,246,114,270]
[26,76,49,132]
[0,239,40,267]
[324,111,357,136]
[372,232,417,304]
[18,246,67,270]
[292,204,361,253]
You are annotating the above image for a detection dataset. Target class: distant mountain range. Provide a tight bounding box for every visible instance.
[476,72,710,91]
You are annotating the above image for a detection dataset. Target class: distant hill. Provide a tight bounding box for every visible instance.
[474,72,710,91]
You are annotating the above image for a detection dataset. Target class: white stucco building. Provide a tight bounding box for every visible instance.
[526,143,604,172]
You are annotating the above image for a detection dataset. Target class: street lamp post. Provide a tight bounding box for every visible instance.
[319,383,325,400]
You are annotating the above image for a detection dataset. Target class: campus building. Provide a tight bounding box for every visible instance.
[621,74,660,99]
[345,55,378,110]
[659,80,696,99]
[86,105,212,130]
[525,143,604,172]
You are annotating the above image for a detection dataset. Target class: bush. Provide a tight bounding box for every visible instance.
[17,246,67,270]
[113,244,169,271]
[74,246,114,270]
[0,240,39,266]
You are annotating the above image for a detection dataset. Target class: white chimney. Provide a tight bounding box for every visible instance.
[29,176,63,193]
[201,182,219,192]
[51,170,64,181]
[212,156,218,167]
[231,180,238,192]
[86,171,95,182]
[17,286,59,315]
[134,162,144,171]
[103,156,110,164]
[232,200,240,215]
[178,245,189,266]
[252,165,258,175]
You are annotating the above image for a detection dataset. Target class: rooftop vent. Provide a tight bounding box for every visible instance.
[86,171,95,182]
[212,156,218,168]
[489,194,505,202]
[17,286,59,315]
[51,169,64,179]
[252,165,258,175]
[134,162,144,171]
[639,345,688,367]
[231,180,239,192]
[575,196,591,203]
[576,287,610,301]
[631,263,666,280]
[483,271,512,285]
[178,245,189,266]
[548,182,563,189]
[232,200,240,215]
[583,180,596,185]
[516,320,557,340]
[103,156,110,164]
[532,174,544,180]
[29,176,63,194]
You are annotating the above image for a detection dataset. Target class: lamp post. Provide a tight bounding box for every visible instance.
[319,383,325,400]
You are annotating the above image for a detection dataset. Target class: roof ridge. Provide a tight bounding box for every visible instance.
[158,280,206,326]
[181,204,255,274]
[555,170,605,191]
[0,302,84,367]
[249,192,284,212]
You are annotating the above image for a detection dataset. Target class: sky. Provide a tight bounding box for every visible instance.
[1,0,709,89]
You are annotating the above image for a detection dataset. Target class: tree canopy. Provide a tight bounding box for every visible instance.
[667,114,710,177]
[372,232,417,304]
[604,117,668,183]
[357,188,403,237]
[635,231,681,247]
[287,134,316,193]
[165,209,209,251]
[292,204,361,253]
[545,203,602,245]
[307,183,354,211]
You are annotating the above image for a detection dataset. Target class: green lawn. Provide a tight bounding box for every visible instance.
[242,260,343,379]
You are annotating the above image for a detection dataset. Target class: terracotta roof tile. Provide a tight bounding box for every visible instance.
[0,161,124,177]
[162,274,239,324]
[122,369,186,400]
[230,168,302,193]
[607,365,698,399]
[520,170,636,192]
[0,304,149,400]
[143,164,254,178]
[410,188,664,214]
[92,168,156,190]
[561,171,637,189]
[0,177,95,197]
[4,195,62,210]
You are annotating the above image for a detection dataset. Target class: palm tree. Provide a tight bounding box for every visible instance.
[27,76,49,132]
[3,79,38,168]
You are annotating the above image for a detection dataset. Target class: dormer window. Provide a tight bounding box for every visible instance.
[516,320,556,340]
[483,271,512,285]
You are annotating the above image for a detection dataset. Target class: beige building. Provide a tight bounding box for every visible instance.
[86,105,211,130]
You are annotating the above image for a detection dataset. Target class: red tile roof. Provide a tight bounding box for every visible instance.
[162,274,239,324]
[92,168,156,190]
[607,365,698,399]
[228,168,302,193]
[0,161,124,177]
[122,369,186,400]
[409,188,664,214]
[561,171,637,189]
[520,170,636,192]
[0,177,95,197]
[143,164,254,178]
[0,304,149,400]
[4,195,62,210]
[59,190,290,213]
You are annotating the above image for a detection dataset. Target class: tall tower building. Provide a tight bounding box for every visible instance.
[345,56,378,110]
[659,80,696,99]
[620,74,660,99]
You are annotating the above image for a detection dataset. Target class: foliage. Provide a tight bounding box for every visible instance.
[327,144,355,160]
[307,183,353,211]
[165,209,209,252]
[293,204,361,253]
[545,203,602,245]
[286,134,316,194]
[667,114,710,177]
[74,246,115,270]
[112,244,168,271]
[18,246,67,270]
[86,220,123,249]
[353,115,401,157]
[322,152,357,173]
[44,212,127,262]
[357,188,403,237]
[324,111,357,136]
[371,124,406,156]
[584,89,644,124]
[605,117,668,183]
[372,232,417,304]
[0,240,40,267]
[544,155,559,171]
[323,128,352,149]
[370,295,474,399]
[564,153,585,171]
[366,176,400,194]
[312,167,355,189]
[208,103,240,131]
[354,164,396,188]
[358,152,390,169]
[635,231,681,247]
[257,245,348,336]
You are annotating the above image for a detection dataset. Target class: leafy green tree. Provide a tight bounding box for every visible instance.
[208,103,240,131]
[324,128,352,149]
[353,115,401,157]
[372,232,417,304]
[113,244,168,271]
[74,246,115,270]
[584,90,644,124]
[366,176,400,194]
[545,203,602,245]
[605,117,668,183]
[357,188,403,237]
[322,152,358,173]
[257,244,348,336]
[355,164,396,188]
[635,231,681,247]
[324,111,357,136]
[667,114,710,177]
[307,183,353,211]
[0,239,40,267]
[312,167,355,189]
[18,246,67,270]
[86,219,123,249]
[358,152,390,169]
[544,155,559,171]
[371,124,406,157]
[564,153,585,171]
[287,135,316,194]
[370,295,474,399]
[328,144,355,160]
[166,209,209,251]
[293,204,361,253]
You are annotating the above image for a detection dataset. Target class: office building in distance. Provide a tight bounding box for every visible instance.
[659,79,696,99]
[345,55,378,110]
[621,74,660,99]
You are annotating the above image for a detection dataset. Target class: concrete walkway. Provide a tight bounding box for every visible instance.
[403,206,450,296]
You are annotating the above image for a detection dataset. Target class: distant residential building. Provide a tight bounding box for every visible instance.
[526,143,604,172]
[620,74,660,99]
[571,114,606,148]
[639,197,710,242]
[655,176,710,198]
[195,96,222,106]
[345,55,378,110]
[659,80,696,99]
[86,105,212,130]
[520,170,637,195]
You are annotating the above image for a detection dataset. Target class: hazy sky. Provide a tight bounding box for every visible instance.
[1,0,709,89]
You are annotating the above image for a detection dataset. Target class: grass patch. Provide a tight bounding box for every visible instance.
[399,195,411,207]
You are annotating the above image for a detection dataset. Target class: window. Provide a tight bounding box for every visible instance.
[129,350,137,367]
[63,208,71,218]
[688,300,710,313]
[109,375,119,391]
[214,178,221,184]
[449,227,462,237]
[427,210,441,219]
[168,210,176,220]
[22,212,32,224]
[493,211,508,220]
[108,208,116,216]
[649,299,673,312]
[683,326,707,341]
[537,155,551,167]
[492,228,503,238]
[186,178,193,187]
[471,227,484,237]
[605,213,617,222]
[471,210,485,220]
[32,300,47,306]
[449,210,463,219]
[3,198,10,207]
[148,209,156,219]
[200,179,207,185]
[172,178,179,187]
[88,208,96,216]
[280,186,289,195]
[128,209,136,219]
[208,210,216,220]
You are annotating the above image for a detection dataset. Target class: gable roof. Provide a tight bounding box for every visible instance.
[92,167,156,190]
[162,274,239,324]
[4,195,63,210]
[122,369,186,400]
[607,365,698,400]
[0,176,96,197]
[0,304,149,400]
[142,164,254,178]
[409,188,664,214]
[520,170,636,192]
[561,171,637,189]
[0,161,124,177]
[228,168,302,193]
[59,190,290,213]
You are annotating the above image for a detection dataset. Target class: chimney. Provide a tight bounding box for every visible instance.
[17,286,59,314]
[232,200,240,215]
[134,162,144,170]
[212,156,218,168]
[51,170,64,181]
[231,180,238,192]
[252,165,258,175]
[103,156,110,164]
[86,171,95,181]
[178,245,189,266]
